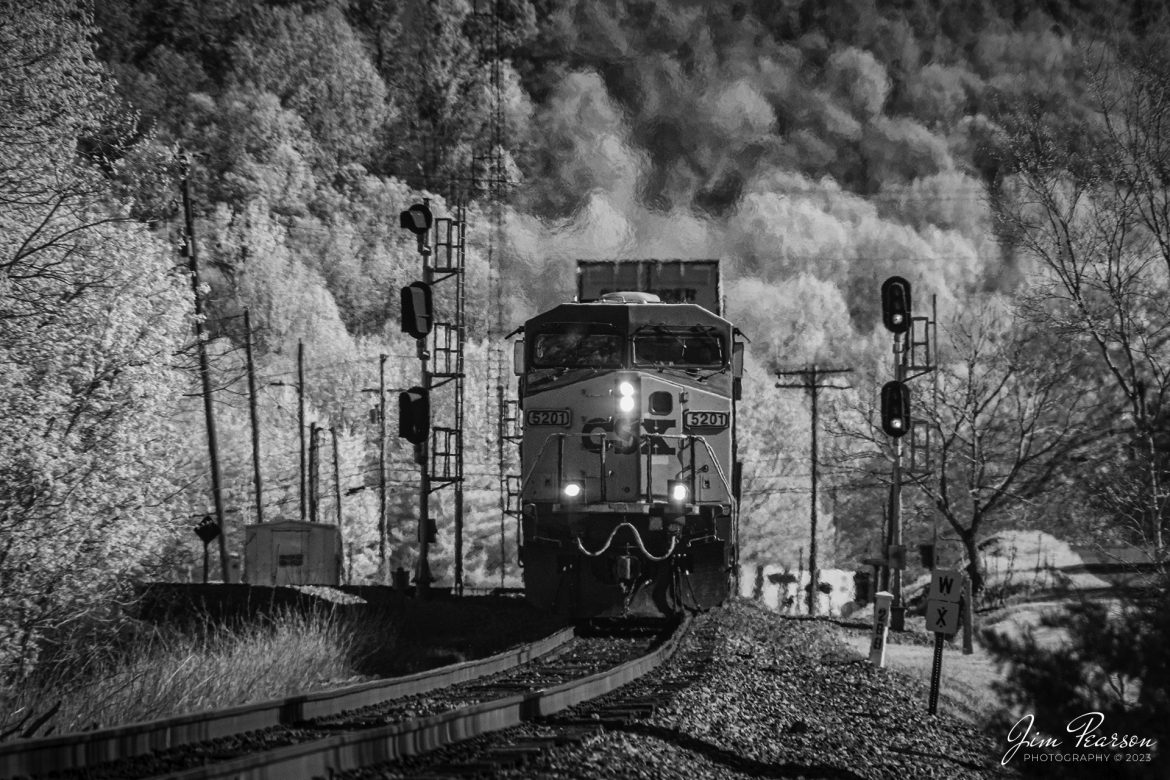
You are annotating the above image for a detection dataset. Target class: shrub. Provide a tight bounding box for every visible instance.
[981,573,1169,777]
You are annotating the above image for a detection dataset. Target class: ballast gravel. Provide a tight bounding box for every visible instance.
[423,599,1019,779]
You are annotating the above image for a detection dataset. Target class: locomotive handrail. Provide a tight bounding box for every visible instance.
[518,431,733,503]
[574,522,679,561]
[636,433,734,499]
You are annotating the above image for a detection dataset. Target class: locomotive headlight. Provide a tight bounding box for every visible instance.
[562,482,583,499]
[668,480,689,504]
[616,379,638,415]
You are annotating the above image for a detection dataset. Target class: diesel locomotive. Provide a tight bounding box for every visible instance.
[514,290,743,617]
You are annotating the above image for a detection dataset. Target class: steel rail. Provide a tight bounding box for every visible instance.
[159,616,691,780]
[0,626,575,779]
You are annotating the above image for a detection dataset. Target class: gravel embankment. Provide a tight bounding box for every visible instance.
[644,602,1012,778]
[403,599,1019,779]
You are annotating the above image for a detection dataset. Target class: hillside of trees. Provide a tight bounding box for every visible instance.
[3,0,1169,685]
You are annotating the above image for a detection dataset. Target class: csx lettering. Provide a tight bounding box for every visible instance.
[641,418,676,455]
[581,418,612,452]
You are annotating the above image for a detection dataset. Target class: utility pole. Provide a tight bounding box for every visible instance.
[309,422,320,523]
[298,339,306,522]
[331,426,344,582]
[360,357,392,583]
[180,154,231,582]
[244,310,264,524]
[379,354,388,583]
[330,426,342,525]
[776,364,852,615]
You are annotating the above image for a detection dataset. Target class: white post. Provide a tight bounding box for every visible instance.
[870,591,893,667]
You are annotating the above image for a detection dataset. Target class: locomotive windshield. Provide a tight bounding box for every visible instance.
[632,328,724,368]
[532,325,623,368]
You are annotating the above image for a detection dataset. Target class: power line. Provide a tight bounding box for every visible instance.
[775,363,853,614]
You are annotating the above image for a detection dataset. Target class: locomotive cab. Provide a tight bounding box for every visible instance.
[514,293,742,618]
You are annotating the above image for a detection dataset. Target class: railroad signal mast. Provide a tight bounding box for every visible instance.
[470,0,523,589]
[878,276,937,630]
[399,199,467,595]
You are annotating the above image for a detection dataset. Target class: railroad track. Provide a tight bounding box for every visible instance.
[384,609,720,780]
[151,616,689,780]
[0,625,576,780]
[2,617,692,780]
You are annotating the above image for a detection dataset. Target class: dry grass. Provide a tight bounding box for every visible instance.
[837,627,1007,728]
[1,608,372,738]
[0,596,562,741]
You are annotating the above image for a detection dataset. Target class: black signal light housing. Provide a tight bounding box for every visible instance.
[881,276,912,334]
[880,380,911,437]
[400,281,433,339]
[398,386,430,444]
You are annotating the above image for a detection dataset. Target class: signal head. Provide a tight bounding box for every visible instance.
[398,387,430,444]
[399,203,433,236]
[880,380,911,438]
[400,281,433,339]
[881,276,912,334]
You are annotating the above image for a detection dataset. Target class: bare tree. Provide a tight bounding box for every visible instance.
[993,40,1170,560]
[833,303,1098,597]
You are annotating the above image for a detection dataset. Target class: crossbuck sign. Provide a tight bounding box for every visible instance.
[925,568,962,634]
[924,568,965,715]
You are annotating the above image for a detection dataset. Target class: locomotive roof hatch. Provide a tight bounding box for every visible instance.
[598,291,661,304]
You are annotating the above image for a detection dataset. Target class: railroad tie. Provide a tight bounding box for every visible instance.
[412,732,600,777]
[559,701,658,728]
[414,760,504,778]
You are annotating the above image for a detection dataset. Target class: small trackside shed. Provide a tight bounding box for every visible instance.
[244,521,341,586]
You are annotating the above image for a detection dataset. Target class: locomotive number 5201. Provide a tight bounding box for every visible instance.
[526,409,571,427]
[684,410,729,430]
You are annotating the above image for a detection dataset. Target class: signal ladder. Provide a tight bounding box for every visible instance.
[427,209,467,589]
